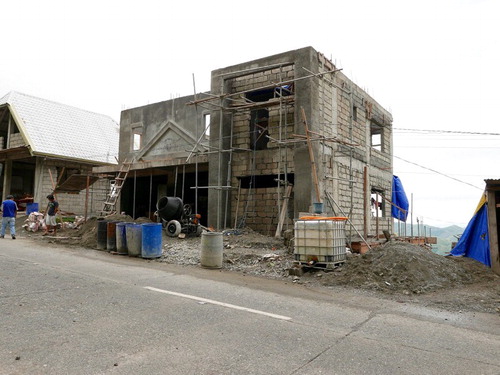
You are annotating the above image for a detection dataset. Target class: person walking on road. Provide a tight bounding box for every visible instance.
[43,194,59,236]
[1,195,18,239]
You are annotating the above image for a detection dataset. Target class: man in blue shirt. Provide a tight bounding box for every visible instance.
[1,195,18,239]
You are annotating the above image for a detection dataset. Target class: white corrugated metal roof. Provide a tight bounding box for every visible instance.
[0,91,119,164]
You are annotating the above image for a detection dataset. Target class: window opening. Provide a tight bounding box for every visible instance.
[130,123,143,152]
[246,84,293,103]
[238,174,294,189]
[370,122,383,151]
[203,113,211,138]
[370,189,384,217]
[133,133,142,151]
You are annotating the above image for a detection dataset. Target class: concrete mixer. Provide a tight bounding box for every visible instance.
[155,196,202,237]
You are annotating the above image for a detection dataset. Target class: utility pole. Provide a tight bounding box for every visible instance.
[411,193,414,237]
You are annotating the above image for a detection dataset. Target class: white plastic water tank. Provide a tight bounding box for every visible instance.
[294,218,347,263]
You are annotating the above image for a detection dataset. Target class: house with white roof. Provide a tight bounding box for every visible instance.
[0,91,119,216]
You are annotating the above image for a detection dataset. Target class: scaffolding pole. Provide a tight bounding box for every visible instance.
[184,58,370,236]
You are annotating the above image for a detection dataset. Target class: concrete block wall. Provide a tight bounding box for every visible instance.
[227,65,296,234]
[210,47,393,237]
[230,149,295,234]
[315,52,393,237]
[336,162,365,229]
[9,133,25,148]
[231,65,294,92]
[233,185,294,236]
[38,160,108,217]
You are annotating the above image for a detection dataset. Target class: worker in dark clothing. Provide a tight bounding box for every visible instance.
[43,194,59,236]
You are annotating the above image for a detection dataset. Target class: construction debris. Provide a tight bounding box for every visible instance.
[33,220,500,314]
[23,212,45,232]
[320,241,499,294]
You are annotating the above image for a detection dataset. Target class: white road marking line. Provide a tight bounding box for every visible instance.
[144,286,292,321]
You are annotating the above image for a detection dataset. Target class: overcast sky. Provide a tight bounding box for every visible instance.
[1,0,498,229]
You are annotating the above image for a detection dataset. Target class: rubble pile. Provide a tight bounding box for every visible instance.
[23,212,46,232]
[158,227,292,278]
[77,214,137,248]
[321,241,498,294]
[41,220,499,313]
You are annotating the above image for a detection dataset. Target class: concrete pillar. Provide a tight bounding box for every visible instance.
[2,159,12,199]
[293,47,319,215]
[34,158,45,205]
[208,77,232,230]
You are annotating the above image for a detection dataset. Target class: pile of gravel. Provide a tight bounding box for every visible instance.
[323,241,494,294]
[157,230,292,279]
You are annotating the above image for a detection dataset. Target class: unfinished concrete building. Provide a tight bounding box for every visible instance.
[104,46,393,240]
[202,46,393,239]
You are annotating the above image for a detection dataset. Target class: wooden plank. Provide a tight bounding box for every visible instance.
[233,179,241,229]
[54,174,99,193]
[363,166,368,237]
[275,185,293,238]
[487,191,500,275]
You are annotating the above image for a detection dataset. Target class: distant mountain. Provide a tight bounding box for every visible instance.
[429,225,463,238]
[394,222,464,255]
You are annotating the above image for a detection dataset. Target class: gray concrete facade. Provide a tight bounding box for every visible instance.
[96,95,210,220]
[119,95,208,164]
[207,46,393,238]
[102,46,393,236]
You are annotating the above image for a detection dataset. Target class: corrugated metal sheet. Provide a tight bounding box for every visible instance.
[0,91,119,164]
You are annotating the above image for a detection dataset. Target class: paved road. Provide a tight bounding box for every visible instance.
[1,238,499,374]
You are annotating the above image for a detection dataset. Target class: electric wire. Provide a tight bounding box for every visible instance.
[393,155,483,190]
[393,128,500,136]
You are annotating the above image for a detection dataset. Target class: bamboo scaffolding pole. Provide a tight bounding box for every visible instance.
[275,184,293,238]
[84,175,90,221]
[233,179,241,229]
[325,191,371,251]
[301,107,321,203]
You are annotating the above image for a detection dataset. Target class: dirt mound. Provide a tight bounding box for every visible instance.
[322,241,499,294]
[135,217,154,223]
[78,214,135,248]
[223,227,283,249]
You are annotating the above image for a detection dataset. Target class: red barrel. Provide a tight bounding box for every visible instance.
[107,221,119,251]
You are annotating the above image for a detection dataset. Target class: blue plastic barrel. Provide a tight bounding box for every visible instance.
[126,223,142,257]
[116,222,128,255]
[26,202,39,215]
[141,223,163,259]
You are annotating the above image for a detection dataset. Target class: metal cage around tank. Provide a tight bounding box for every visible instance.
[294,218,347,266]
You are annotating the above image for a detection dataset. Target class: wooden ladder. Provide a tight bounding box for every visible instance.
[99,160,132,216]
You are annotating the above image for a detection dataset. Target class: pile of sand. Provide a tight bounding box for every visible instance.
[323,241,498,294]
[77,214,140,248]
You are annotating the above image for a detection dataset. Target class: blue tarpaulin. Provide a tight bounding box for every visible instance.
[392,176,409,222]
[451,196,491,267]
